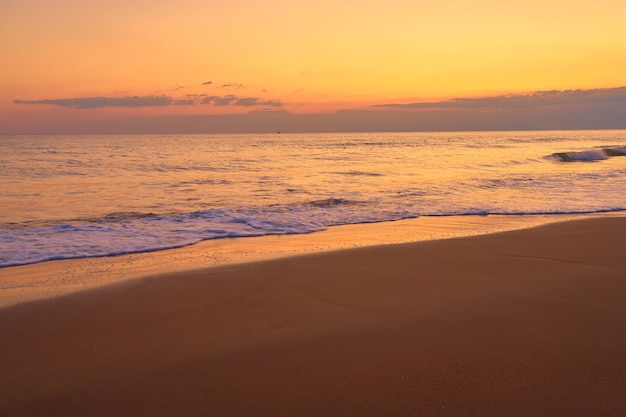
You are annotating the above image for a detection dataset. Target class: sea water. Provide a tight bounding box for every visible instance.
[1,130,625,267]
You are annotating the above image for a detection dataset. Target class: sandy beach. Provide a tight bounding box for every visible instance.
[1,216,625,416]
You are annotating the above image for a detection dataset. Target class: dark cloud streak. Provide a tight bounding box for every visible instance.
[375,87,626,110]
[14,95,174,109]
[234,97,282,107]
[201,95,238,106]
[174,99,196,106]
[221,83,246,89]
[15,94,283,108]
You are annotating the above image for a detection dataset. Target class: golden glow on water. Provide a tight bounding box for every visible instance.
[4,131,624,224]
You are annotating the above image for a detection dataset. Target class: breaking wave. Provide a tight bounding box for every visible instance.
[550,146,626,162]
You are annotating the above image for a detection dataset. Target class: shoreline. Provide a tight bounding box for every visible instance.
[1,215,625,416]
[0,212,606,308]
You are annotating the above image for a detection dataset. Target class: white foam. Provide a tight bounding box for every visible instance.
[553,150,608,162]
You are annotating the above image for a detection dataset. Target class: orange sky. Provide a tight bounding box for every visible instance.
[2,0,626,133]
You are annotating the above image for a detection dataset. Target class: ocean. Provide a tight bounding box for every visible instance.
[1,130,625,268]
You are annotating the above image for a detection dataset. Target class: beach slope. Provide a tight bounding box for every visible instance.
[1,217,625,416]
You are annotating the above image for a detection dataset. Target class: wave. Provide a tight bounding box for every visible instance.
[330,171,384,177]
[305,198,364,208]
[423,207,626,216]
[2,206,625,268]
[550,146,626,162]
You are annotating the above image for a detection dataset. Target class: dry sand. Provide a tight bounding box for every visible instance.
[1,216,625,416]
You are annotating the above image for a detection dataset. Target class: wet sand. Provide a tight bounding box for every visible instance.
[1,216,625,416]
[0,214,580,308]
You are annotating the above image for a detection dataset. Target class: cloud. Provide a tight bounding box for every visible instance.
[201,95,282,107]
[202,81,212,85]
[173,99,196,106]
[15,93,283,109]
[221,83,246,89]
[199,95,218,104]
[234,97,282,107]
[14,95,174,109]
[374,87,626,110]
[200,95,238,106]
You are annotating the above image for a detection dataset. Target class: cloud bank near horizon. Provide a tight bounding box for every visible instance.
[14,87,626,112]
[6,86,626,134]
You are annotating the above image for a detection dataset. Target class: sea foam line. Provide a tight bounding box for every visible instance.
[2,208,626,268]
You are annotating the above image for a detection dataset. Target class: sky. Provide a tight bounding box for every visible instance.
[1,0,626,133]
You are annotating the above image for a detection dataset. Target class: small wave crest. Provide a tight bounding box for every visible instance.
[94,212,159,223]
[306,198,362,208]
[550,146,626,162]
[330,171,384,177]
